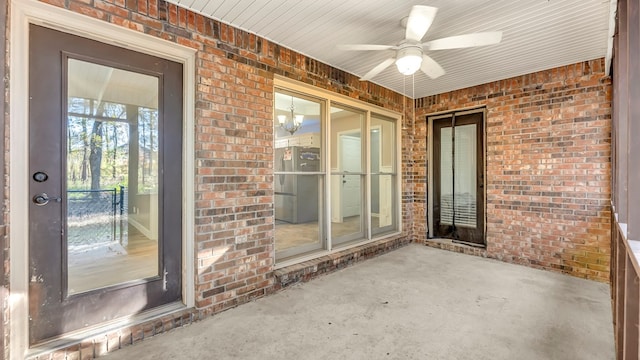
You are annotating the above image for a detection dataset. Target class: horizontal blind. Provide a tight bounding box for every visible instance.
[439,124,477,228]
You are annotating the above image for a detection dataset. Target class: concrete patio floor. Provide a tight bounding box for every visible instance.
[106,245,614,360]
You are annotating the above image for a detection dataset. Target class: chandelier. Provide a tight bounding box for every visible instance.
[278,96,304,135]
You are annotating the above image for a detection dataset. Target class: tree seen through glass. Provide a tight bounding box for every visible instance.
[67,98,158,194]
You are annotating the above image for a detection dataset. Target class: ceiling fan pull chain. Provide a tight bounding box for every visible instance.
[412,73,416,135]
[402,75,407,130]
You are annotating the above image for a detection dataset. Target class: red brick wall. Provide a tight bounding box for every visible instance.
[414,59,612,282]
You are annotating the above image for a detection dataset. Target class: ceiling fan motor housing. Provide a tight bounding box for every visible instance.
[395,44,423,75]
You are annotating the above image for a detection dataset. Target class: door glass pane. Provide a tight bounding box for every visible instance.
[439,124,477,228]
[454,124,477,227]
[66,59,159,294]
[274,92,323,258]
[440,127,453,225]
[330,105,364,243]
[371,114,396,234]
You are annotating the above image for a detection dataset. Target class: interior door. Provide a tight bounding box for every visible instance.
[340,134,362,218]
[433,112,485,245]
[28,25,183,344]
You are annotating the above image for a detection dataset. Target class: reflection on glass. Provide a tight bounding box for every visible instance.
[371,114,396,234]
[274,92,323,257]
[330,105,364,244]
[66,58,159,294]
[274,174,322,252]
[440,124,477,228]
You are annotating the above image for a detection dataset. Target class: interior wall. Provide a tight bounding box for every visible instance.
[414,58,612,282]
[376,119,394,168]
[330,112,361,169]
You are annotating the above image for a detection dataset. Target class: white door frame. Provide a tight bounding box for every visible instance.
[10,1,196,356]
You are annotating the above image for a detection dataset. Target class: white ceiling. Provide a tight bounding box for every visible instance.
[169,0,613,99]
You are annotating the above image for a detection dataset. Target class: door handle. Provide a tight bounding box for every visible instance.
[32,193,61,206]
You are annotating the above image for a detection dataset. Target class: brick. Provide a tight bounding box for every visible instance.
[131,12,163,30]
[111,15,144,32]
[40,0,66,7]
[94,0,129,18]
[69,1,108,20]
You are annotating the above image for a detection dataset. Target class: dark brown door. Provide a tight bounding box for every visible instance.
[433,112,485,245]
[29,25,183,344]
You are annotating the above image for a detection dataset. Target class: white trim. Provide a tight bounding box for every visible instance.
[9,2,30,357]
[10,1,196,357]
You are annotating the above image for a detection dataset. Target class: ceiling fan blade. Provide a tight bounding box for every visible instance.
[420,55,445,79]
[405,5,438,42]
[424,31,503,51]
[360,58,396,81]
[337,44,395,51]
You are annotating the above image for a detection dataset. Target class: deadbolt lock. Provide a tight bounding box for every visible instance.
[32,171,49,182]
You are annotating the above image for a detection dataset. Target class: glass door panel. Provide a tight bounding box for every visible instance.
[330,105,365,244]
[66,59,159,294]
[274,91,324,259]
[439,124,477,228]
[371,114,396,235]
[439,127,454,226]
[453,124,477,227]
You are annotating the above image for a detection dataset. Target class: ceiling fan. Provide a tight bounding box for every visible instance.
[338,5,503,81]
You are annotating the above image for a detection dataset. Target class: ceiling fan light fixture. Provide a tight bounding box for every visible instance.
[395,46,423,75]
